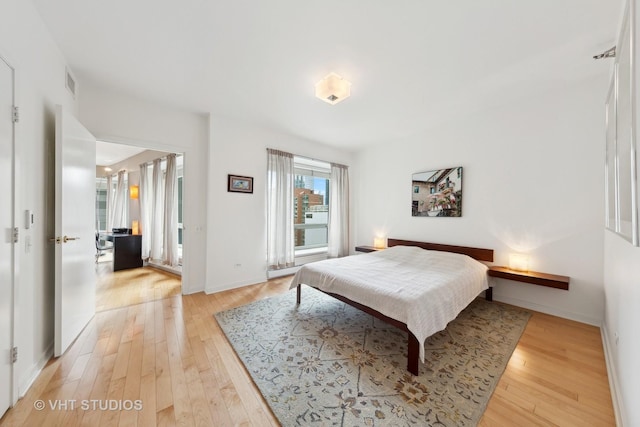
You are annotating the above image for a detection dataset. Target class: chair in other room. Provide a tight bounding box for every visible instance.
[95,232,113,263]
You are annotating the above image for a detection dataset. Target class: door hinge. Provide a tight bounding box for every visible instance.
[13,227,18,243]
[12,106,19,123]
[11,347,17,364]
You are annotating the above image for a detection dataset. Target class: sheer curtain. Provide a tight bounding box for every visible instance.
[328,163,349,258]
[163,154,179,266]
[110,170,128,229]
[139,163,152,260]
[106,174,113,231]
[266,148,295,270]
[150,158,165,261]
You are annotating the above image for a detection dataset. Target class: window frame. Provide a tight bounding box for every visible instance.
[95,177,108,232]
[293,157,331,254]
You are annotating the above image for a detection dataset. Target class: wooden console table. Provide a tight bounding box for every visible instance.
[488,266,569,290]
[355,246,383,253]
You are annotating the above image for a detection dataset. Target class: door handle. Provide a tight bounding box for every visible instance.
[48,236,81,243]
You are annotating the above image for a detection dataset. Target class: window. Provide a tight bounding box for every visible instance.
[95,173,128,231]
[153,155,184,263]
[293,157,330,252]
[113,173,129,227]
[95,177,108,231]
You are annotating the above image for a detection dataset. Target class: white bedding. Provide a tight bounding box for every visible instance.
[291,245,489,362]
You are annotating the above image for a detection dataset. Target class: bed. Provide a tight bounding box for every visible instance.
[291,238,494,375]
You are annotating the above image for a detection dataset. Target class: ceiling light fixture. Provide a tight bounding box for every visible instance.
[315,72,351,105]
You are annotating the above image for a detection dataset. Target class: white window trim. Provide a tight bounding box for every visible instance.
[293,156,330,258]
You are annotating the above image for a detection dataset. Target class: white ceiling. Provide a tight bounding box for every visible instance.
[95,141,146,166]
[33,0,621,150]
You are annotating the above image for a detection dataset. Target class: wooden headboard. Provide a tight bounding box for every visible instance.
[387,238,494,262]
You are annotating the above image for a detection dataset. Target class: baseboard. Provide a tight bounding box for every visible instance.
[18,341,53,398]
[266,253,327,280]
[180,285,201,295]
[205,275,268,295]
[146,261,182,276]
[492,294,601,326]
[267,266,300,279]
[601,324,626,427]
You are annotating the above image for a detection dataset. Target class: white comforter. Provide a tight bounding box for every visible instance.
[291,245,489,362]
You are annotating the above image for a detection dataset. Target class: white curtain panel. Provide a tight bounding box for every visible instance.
[139,163,152,260]
[110,170,129,229]
[328,163,350,258]
[150,158,165,261]
[266,148,295,270]
[163,154,179,266]
[106,174,113,232]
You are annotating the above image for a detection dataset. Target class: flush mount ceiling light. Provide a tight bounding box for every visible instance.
[315,72,351,105]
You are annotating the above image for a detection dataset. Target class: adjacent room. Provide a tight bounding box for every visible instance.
[1,0,639,426]
[94,141,183,311]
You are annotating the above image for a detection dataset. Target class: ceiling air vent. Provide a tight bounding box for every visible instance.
[65,67,76,98]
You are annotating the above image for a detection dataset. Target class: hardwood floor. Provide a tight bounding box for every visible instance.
[0,269,615,426]
[95,262,182,312]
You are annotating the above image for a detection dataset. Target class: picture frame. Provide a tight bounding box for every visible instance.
[412,167,463,217]
[228,174,253,193]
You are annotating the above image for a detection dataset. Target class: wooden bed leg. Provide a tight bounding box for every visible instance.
[407,332,419,376]
[296,284,301,304]
[485,287,493,301]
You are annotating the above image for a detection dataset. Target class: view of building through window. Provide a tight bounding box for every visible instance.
[294,157,330,251]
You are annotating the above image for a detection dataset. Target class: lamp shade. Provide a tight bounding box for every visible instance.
[509,254,530,272]
[373,237,386,249]
[130,185,139,199]
[315,73,351,105]
[132,220,139,235]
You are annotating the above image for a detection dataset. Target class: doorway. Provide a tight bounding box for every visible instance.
[94,141,183,312]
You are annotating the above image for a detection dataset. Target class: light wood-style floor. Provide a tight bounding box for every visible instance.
[0,267,615,426]
[95,260,182,312]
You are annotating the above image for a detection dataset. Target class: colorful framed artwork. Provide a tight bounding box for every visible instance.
[412,167,462,217]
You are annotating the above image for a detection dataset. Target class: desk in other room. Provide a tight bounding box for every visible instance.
[104,233,143,271]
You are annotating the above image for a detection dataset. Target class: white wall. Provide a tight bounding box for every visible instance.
[78,83,209,294]
[206,116,354,293]
[0,0,77,397]
[603,232,640,426]
[354,77,606,326]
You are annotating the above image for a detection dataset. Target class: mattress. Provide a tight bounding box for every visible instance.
[291,245,489,361]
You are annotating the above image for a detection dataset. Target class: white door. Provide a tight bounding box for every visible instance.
[0,57,15,417]
[54,105,96,356]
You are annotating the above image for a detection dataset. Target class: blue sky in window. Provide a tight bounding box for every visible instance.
[314,177,327,203]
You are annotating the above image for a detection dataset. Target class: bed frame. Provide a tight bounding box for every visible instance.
[295,238,494,376]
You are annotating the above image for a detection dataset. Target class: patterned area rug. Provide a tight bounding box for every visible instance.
[215,286,530,426]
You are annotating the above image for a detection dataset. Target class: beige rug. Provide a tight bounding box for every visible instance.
[215,286,530,426]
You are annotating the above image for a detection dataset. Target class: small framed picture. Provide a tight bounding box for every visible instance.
[228,174,253,193]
